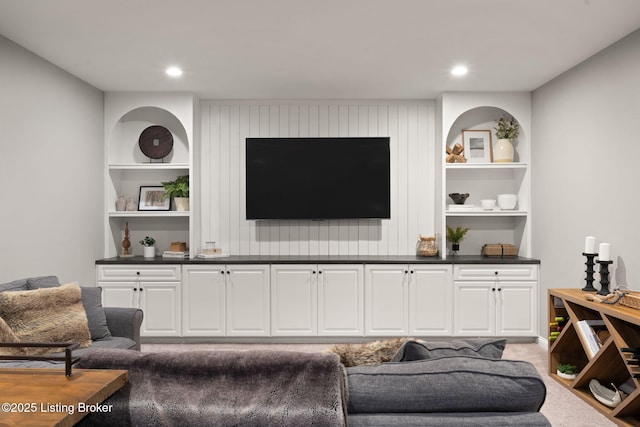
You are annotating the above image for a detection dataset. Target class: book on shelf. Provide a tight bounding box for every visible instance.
[576,320,607,358]
[162,251,189,258]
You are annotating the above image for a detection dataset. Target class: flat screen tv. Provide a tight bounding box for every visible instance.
[246,137,391,220]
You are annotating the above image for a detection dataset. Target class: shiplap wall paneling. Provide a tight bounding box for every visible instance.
[201,101,435,256]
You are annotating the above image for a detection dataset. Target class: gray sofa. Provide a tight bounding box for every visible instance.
[74,339,549,427]
[0,275,142,367]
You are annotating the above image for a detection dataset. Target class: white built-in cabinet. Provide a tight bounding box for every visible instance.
[270,264,364,336]
[96,265,181,336]
[98,261,537,339]
[453,264,538,337]
[181,265,270,337]
[364,265,453,336]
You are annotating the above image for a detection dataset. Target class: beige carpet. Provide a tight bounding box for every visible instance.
[142,341,615,427]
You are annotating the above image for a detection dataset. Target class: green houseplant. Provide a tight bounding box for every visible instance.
[161,175,189,211]
[557,363,579,380]
[493,116,520,163]
[139,236,156,258]
[446,225,469,254]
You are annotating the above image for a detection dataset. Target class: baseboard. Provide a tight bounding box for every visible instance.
[536,336,549,351]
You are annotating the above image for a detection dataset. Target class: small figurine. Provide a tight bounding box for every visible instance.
[121,222,133,257]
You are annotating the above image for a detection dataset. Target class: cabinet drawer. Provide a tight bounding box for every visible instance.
[454,265,537,281]
[97,265,181,281]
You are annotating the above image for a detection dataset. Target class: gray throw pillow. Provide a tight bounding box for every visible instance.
[26,280,111,341]
[391,338,506,362]
[80,286,112,340]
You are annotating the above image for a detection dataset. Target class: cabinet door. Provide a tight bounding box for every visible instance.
[181,267,225,336]
[139,282,181,336]
[271,265,317,336]
[409,265,453,336]
[100,282,139,308]
[453,282,495,336]
[365,265,408,336]
[496,282,537,336]
[226,265,270,336]
[318,265,364,336]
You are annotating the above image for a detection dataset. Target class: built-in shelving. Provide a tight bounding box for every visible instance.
[438,93,532,259]
[103,94,197,258]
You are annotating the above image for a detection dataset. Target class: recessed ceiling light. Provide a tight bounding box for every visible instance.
[451,65,468,77]
[166,66,183,77]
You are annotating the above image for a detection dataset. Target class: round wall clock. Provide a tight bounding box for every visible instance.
[138,125,173,159]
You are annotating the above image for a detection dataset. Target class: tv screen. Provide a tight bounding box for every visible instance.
[246,137,391,220]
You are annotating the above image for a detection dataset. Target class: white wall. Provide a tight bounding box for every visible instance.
[201,100,436,256]
[0,36,104,284]
[532,29,640,332]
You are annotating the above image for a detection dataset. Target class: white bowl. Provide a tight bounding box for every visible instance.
[480,199,496,210]
[497,194,518,210]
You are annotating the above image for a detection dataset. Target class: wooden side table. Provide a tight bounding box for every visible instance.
[0,368,127,427]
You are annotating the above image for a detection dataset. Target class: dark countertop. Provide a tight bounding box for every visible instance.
[96,255,539,265]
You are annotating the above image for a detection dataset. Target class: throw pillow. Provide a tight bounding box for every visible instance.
[391,338,507,362]
[80,287,112,340]
[27,280,111,341]
[0,282,92,355]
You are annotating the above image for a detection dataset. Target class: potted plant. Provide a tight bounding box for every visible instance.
[161,175,189,211]
[493,115,520,163]
[139,236,156,258]
[446,225,469,255]
[557,363,579,380]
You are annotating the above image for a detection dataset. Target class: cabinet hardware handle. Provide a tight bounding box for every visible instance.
[410,270,415,274]
[226,271,231,275]
[318,271,322,274]
[133,288,137,291]
[498,288,502,291]
[140,287,143,291]
[312,271,316,274]
[221,270,225,274]
[137,272,141,276]
[492,288,496,291]
[404,270,408,274]
[494,271,499,275]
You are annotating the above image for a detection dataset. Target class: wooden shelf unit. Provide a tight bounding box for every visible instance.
[549,288,640,426]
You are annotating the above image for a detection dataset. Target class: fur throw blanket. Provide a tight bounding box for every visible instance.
[328,338,411,367]
[0,283,91,355]
[77,349,348,427]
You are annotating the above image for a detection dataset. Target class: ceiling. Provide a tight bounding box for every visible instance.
[1,0,640,99]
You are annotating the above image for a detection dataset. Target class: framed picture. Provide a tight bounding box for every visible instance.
[461,130,493,163]
[138,186,170,211]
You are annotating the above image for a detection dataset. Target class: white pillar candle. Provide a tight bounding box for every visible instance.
[585,236,596,253]
[598,243,611,262]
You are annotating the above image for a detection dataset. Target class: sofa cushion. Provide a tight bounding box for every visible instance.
[0,279,29,292]
[391,338,506,362]
[27,280,112,341]
[26,276,60,288]
[0,283,92,355]
[348,412,551,426]
[347,356,546,414]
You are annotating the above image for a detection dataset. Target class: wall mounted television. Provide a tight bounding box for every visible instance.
[246,137,391,220]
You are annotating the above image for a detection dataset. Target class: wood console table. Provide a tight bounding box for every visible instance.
[549,288,640,426]
[0,368,127,427]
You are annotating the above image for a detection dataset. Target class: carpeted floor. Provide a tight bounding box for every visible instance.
[141,341,615,427]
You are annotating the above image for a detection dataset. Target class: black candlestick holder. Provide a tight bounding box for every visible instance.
[582,252,597,292]
[597,260,614,296]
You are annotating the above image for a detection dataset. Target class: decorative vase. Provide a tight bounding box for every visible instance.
[125,197,136,211]
[116,195,126,211]
[451,243,460,254]
[493,138,514,163]
[174,197,189,212]
[143,246,155,258]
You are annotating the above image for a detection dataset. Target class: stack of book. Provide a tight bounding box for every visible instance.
[576,319,610,358]
[162,251,189,259]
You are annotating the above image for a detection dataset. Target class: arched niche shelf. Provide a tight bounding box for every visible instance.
[108,106,189,165]
[445,106,528,163]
